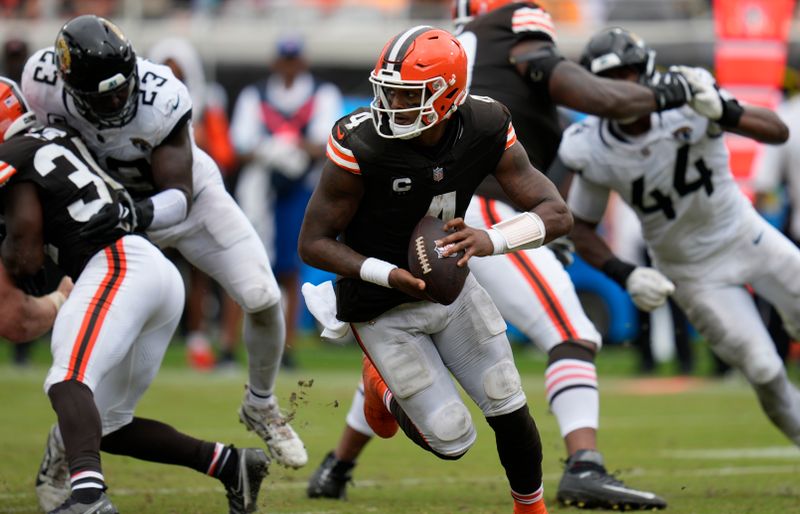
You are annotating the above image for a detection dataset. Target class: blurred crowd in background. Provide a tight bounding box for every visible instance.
[1,0,718,22]
[1,0,799,377]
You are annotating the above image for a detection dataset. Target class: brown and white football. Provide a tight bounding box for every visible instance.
[407,215,469,305]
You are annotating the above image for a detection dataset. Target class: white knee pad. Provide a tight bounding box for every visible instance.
[241,276,281,313]
[427,401,475,456]
[740,345,783,385]
[380,344,434,399]
[483,359,522,401]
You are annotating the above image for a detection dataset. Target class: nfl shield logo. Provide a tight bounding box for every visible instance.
[432,166,444,182]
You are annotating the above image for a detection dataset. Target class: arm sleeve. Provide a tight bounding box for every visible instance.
[143,188,189,230]
[20,48,57,125]
[567,173,610,224]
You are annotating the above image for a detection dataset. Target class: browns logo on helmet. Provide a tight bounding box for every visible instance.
[369,26,468,140]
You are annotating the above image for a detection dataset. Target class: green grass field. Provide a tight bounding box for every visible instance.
[1,338,799,514]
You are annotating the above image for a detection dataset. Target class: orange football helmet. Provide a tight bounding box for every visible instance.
[369,26,468,139]
[451,0,518,27]
[0,77,36,144]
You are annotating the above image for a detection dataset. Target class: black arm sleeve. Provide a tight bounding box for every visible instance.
[510,45,565,97]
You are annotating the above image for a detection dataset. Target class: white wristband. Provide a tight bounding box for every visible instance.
[149,188,189,230]
[44,291,66,311]
[487,212,546,255]
[359,257,397,288]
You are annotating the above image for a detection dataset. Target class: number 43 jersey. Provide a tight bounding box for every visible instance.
[0,125,133,278]
[21,49,213,200]
[561,106,751,264]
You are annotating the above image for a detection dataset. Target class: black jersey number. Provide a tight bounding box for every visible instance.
[32,50,58,85]
[140,71,167,106]
[631,145,714,220]
[35,143,114,221]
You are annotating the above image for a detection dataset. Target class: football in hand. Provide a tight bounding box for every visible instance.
[407,215,469,305]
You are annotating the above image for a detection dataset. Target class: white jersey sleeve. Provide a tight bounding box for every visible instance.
[558,118,599,173]
[134,59,193,146]
[21,47,65,126]
[567,173,611,224]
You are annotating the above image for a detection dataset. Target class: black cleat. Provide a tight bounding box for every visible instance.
[307,451,355,499]
[47,493,119,514]
[557,450,667,510]
[225,447,270,514]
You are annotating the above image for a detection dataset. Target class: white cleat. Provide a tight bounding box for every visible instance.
[36,424,71,512]
[238,388,308,469]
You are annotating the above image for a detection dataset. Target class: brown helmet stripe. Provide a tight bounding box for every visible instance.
[382,25,434,73]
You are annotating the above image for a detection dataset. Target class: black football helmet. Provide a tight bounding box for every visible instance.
[55,15,138,128]
[579,27,654,82]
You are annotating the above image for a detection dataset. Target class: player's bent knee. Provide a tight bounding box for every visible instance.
[428,401,476,457]
[240,284,281,313]
[741,348,783,385]
[380,344,434,399]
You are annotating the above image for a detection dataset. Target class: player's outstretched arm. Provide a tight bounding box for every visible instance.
[510,40,689,118]
[675,66,788,144]
[298,160,427,299]
[727,105,789,145]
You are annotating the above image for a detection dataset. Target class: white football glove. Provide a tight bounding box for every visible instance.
[671,65,724,120]
[625,267,675,312]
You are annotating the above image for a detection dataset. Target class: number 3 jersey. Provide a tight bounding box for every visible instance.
[21,49,217,200]
[327,96,515,321]
[561,106,751,264]
[0,126,134,278]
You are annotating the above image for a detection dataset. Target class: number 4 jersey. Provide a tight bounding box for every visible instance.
[327,96,515,321]
[21,49,217,200]
[0,125,134,278]
[561,105,751,264]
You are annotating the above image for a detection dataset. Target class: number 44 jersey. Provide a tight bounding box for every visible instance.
[561,105,752,264]
[21,49,215,200]
[0,125,134,278]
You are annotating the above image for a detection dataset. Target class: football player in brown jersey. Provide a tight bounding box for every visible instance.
[0,76,269,514]
[308,2,681,510]
[300,26,574,514]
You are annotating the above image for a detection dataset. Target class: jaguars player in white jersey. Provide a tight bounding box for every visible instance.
[23,16,307,510]
[562,28,800,448]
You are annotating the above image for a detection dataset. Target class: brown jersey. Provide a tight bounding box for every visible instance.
[326,96,516,321]
[461,1,562,171]
[0,125,136,278]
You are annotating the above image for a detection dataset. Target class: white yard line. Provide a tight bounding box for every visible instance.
[661,446,800,459]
